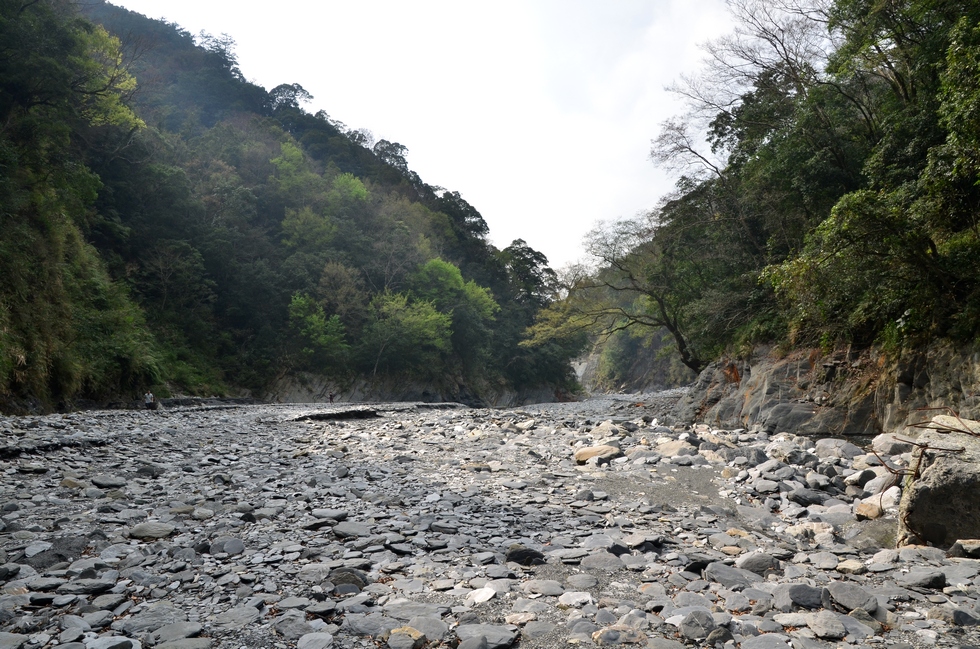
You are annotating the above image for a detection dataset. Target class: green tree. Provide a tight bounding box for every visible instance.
[0,0,159,405]
[288,293,348,373]
[359,292,451,378]
[410,259,498,375]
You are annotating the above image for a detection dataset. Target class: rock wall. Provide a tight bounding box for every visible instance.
[264,372,563,408]
[676,342,980,437]
[575,345,696,395]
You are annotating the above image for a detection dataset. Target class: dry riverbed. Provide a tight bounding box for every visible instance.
[0,393,977,649]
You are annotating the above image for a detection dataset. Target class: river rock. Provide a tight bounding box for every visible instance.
[0,397,977,649]
[574,445,622,463]
[128,522,175,540]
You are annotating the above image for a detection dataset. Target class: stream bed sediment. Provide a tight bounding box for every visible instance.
[0,392,975,649]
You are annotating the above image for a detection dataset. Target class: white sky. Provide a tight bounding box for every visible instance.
[109,0,732,269]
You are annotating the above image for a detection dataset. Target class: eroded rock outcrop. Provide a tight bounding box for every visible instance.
[676,341,980,438]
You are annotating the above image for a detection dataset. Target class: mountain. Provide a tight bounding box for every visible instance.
[0,0,585,412]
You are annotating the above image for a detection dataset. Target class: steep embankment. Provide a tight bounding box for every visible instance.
[676,343,980,437]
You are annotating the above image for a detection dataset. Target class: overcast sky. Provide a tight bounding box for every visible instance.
[110,0,732,269]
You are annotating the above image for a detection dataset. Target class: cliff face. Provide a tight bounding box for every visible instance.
[264,372,560,408]
[676,343,980,436]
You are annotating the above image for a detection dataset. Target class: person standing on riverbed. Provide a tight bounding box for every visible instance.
[144,391,155,410]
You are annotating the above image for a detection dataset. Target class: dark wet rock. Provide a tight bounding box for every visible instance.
[505,544,545,566]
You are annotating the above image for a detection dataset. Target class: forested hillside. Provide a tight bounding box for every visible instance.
[534,0,980,375]
[0,0,584,412]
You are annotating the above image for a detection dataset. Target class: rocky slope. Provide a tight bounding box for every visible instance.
[0,395,976,649]
[675,342,980,438]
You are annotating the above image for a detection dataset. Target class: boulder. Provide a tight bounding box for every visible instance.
[898,421,980,546]
[573,445,622,464]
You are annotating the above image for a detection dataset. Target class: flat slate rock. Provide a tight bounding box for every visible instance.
[120,602,182,634]
[454,624,519,649]
[211,606,261,630]
[155,641,212,649]
[704,562,762,589]
[296,633,334,649]
[0,633,27,649]
[128,522,176,540]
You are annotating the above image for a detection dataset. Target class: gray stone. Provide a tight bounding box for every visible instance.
[809,551,839,570]
[806,610,846,639]
[311,509,348,520]
[0,633,26,649]
[522,579,564,596]
[211,606,261,630]
[296,633,334,649]
[678,609,715,639]
[773,583,827,611]
[273,613,315,640]
[814,438,863,459]
[521,621,555,639]
[735,552,779,575]
[899,424,980,545]
[579,552,623,570]
[120,602,181,635]
[457,637,488,649]
[566,573,598,588]
[703,561,762,589]
[155,641,211,649]
[927,605,980,626]
[897,569,946,589]
[152,622,203,643]
[739,635,792,648]
[85,638,134,649]
[208,537,244,555]
[383,601,450,620]
[128,522,175,540]
[91,475,128,489]
[406,616,448,641]
[872,433,913,455]
[454,624,518,649]
[57,579,115,595]
[333,521,373,538]
[827,581,877,612]
[343,613,399,637]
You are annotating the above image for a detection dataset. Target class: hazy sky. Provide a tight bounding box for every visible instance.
[110,0,732,269]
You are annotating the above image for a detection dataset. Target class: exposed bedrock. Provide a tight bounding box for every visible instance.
[676,342,980,438]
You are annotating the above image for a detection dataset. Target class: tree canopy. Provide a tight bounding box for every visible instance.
[535,0,980,375]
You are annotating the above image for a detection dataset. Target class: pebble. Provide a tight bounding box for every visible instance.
[0,393,976,649]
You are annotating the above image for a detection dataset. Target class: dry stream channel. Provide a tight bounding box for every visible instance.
[0,392,977,649]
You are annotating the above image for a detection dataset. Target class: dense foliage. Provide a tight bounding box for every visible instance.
[0,0,582,410]
[535,0,980,371]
